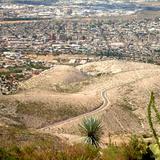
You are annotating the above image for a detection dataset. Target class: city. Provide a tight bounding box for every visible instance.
[0,0,160,159]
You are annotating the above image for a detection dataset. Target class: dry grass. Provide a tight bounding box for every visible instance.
[47,60,160,136]
[16,101,88,128]
[0,126,62,149]
[2,60,160,141]
[0,131,153,160]
[0,89,102,129]
[54,80,91,93]
[20,65,88,91]
[0,65,100,129]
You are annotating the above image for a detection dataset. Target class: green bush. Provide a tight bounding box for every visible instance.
[0,148,18,160]
[123,135,147,160]
[150,143,160,160]
[0,136,157,160]
[147,92,160,149]
[8,67,23,73]
[101,144,125,160]
[101,136,147,160]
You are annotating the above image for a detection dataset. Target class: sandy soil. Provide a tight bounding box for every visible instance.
[34,61,160,139]
[21,65,87,90]
[1,60,160,144]
[0,65,101,128]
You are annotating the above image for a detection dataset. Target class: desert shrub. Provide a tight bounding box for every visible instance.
[55,83,81,93]
[0,136,156,160]
[26,62,49,70]
[0,147,19,160]
[150,143,160,160]
[0,71,12,77]
[147,92,160,149]
[19,145,54,160]
[79,117,103,147]
[123,135,147,160]
[8,67,23,73]
[147,92,160,159]
[101,136,148,160]
[54,144,99,160]
[0,144,99,160]
[14,73,25,80]
[101,144,125,160]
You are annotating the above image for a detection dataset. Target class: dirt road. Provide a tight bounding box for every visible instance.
[38,89,110,133]
[38,69,160,134]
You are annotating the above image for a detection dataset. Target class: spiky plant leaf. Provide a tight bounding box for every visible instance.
[147,92,160,150]
[150,143,160,160]
[79,117,103,147]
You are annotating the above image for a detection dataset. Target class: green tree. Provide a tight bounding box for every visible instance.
[79,117,103,148]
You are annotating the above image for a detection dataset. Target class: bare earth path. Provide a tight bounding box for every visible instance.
[38,89,110,133]
[38,69,160,135]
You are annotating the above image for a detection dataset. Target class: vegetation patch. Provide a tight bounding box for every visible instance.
[119,98,136,112]
[0,134,156,160]
[0,126,62,149]
[16,101,88,128]
[55,80,90,93]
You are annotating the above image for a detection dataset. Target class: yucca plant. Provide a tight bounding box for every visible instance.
[79,117,103,148]
[147,92,160,149]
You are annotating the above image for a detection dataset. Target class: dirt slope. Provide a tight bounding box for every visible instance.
[1,60,160,143]
[21,65,87,91]
[39,60,160,139]
[0,65,101,129]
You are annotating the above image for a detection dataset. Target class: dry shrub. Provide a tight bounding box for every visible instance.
[54,144,99,160]
[0,143,99,160]
[101,144,126,160]
[101,136,148,160]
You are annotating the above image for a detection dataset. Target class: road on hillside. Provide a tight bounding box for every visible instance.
[38,89,110,133]
[38,68,158,133]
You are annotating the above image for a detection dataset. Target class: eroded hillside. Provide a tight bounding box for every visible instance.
[1,60,160,144]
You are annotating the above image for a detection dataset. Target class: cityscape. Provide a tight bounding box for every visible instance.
[0,0,160,159]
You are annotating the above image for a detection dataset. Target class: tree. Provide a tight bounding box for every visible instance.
[79,117,103,148]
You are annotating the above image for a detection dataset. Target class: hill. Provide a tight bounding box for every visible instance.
[1,60,160,144]
[0,65,101,129]
[21,65,88,91]
[38,60,160,143]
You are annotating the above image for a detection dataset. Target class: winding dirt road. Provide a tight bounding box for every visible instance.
[38,68,160,134]
[38,89,110,133]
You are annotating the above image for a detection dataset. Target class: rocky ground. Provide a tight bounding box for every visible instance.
[1,60,160,144]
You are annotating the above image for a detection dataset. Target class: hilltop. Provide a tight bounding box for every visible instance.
[1,60,160,145]
[21,65,87,91]
[0,65,101,129]
[38,60,160,143]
